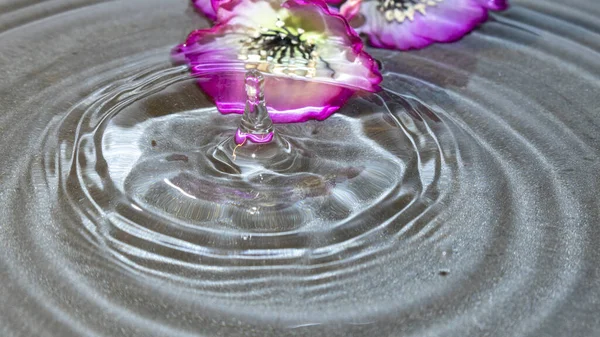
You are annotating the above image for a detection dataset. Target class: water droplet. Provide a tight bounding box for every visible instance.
[437,245,454,260]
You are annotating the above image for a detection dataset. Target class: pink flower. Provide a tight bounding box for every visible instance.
[339,0,509,50]
[175,0,382,123]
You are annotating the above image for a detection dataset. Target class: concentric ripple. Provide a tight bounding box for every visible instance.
[1,0,600,336]
[51,62,453,299]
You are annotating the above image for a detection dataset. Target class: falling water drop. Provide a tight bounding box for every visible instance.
[235,70,274,145]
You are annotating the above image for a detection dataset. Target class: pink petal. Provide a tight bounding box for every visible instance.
[340,0,362,20]
[281,0,381,91]
[213,0,279,27]
[474,0,509,10]
[192,0,217,21]
[283,0,363,53]
[356,0,509,50]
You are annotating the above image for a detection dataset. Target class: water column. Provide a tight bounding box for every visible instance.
[235,69,274,145]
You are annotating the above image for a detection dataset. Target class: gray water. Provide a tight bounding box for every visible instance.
[1,0,600,336]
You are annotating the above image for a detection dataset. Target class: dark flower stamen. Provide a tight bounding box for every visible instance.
[377,0,443,23]
[248,28,316,63]
[239,18,319,77]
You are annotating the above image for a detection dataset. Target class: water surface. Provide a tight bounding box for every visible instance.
[0,0,599,336]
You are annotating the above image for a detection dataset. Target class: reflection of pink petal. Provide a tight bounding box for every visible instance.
[192,0,217,20]
[235,129,274,144]
[199,73,355,123]
[173,0,382,123]
[355,0,508,50]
